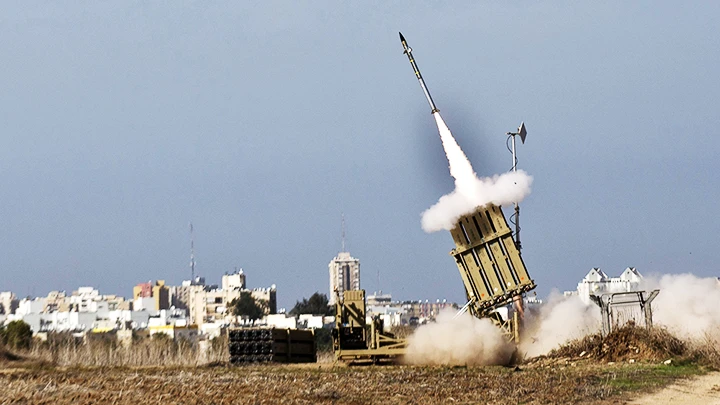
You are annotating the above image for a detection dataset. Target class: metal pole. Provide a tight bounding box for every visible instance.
[511,135,521,250]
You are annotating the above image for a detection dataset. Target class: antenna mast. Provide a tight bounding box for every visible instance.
[506,122,527,251]
[341,213,346,252]
[190,223,196,281]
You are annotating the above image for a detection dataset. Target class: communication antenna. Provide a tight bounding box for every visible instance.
[341,213,346,252]
[190,222,196,281]
[506,122,527,251]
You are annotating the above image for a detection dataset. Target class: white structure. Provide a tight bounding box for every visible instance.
[134,297,156,312]
[69,287,101,312]
[12,287,143,333]
[367,291,392,307]
[17,297,47,316]
[569,267,644,305]
[328,252,360,305]
[297,314,334,329]
[0,292,19,315]
[222,269,246,290]
[265,314,298,329]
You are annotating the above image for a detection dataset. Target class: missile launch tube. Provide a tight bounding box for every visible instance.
[399,32,439,114]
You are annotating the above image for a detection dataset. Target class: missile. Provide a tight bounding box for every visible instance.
[399,32,439,114]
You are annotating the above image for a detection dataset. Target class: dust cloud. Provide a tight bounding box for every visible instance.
[421,113,533,232]
[404,309,515,366]
[520,292,601,358]
[642,273,720,341]
[519,274,720,357]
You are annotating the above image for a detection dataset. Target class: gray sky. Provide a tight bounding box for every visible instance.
[2,2,719,310]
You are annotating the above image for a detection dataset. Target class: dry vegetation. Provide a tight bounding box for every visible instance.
[18,333,229,367]
[541,325,720,369]
[0,362,705,405]
[0,326,713,404]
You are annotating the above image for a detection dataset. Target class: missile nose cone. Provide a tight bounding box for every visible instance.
[399,32,406,43]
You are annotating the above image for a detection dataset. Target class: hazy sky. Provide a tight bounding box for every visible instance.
[2,2,719,310]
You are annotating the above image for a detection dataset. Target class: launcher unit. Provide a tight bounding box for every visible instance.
[449,205,536,341]
[228,328,316,364]
[332,290,407,363]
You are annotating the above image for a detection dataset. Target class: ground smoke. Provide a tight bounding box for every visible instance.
[421,113,533,232]
[520,293,600,358]
[520,274,720,357]
[404,309,515,366]
[642,274,720,341]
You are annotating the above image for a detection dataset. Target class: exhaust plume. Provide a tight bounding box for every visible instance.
[404,309,515,366]
[422,113,533,232]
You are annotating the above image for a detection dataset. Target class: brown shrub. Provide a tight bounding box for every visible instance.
[548,325,686,362]
[0,345,19,362]
[685,334,720,369]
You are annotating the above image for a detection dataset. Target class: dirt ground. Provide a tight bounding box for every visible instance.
[629,371,720,405]
[0,360,704,405]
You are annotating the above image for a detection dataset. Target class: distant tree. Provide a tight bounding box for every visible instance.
[289,292,333,316]
[0,320,32,350]
[229,291,267,321]
[151,332,171,341]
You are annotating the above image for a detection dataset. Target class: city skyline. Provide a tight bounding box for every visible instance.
[2,3,720,310]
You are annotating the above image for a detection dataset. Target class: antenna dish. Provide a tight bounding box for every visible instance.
[518,122,527,144]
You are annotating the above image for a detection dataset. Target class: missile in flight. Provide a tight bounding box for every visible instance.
[399,32,439,114]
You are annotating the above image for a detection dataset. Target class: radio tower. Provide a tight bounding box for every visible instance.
[341,213,346,252]
[189,223,196,281]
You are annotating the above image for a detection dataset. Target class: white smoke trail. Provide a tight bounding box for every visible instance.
[404,309,515,366]
[421,113,533,232]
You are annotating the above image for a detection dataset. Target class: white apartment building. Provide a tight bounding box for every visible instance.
[567,267,644,305]
[222,269,246,290]
[328,251,360,305]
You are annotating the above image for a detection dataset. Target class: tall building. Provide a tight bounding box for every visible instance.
[328,252,360,305]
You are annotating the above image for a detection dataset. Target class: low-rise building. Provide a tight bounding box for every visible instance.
[188,283,276,327]
[148,324,199,341]
[222,269,246,290]
[133,280,169,310]
[565,267,643,305]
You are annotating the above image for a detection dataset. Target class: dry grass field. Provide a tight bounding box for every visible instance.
[1,326,716,404]
[0,360,706,405]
